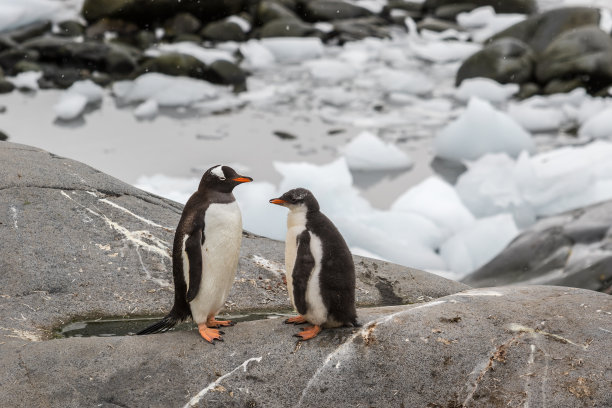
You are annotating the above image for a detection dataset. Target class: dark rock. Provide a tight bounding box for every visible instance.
[260,17,316,38]
[489,7,601,54]
[536,26,612,94]
[81,0,245,25]
[172,33,203,43]
[0,49,40,74]
[0,80,15,94]
[135,52,207,78]
[57,20,86,37]
[542,77,584,95]
[333,17,391,43]
[20,36,73,60]
[12,60,42,74]
[417,16,463,32]
[302,0,374,22]
[434,4,477,21]
[91,72,113,87]
[0,36,18,53]
[164,12,202,37]
[456,38,535,85]
[3,20,52,43]
[39,65,88,89]
[425,0,537,14]
[464,199,612,292]
[0,130,7,141]
[516,81,540,99]
[256,0,299,25]
[85,18,139,40]
[133,30,157,49]
[201,20,247,42]
[203,59,247,87]
[104,43,139,75]
[387,0,425,13]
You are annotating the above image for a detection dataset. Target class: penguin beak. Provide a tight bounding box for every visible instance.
[232,176,253,183]
[269,198,286,205]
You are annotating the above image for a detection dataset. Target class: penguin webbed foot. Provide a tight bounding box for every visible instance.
[285,315,307,325]
[294,325,322,340]
[206,317,235,328]
[198,324,224,344]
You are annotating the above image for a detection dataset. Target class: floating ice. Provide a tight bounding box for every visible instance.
[579,106,612,139]
[456,6,496,28]
[260,37,324,64]
[113,73,219,107]
[507,101,566,133]
[455,77,519,104]
[305,59,356,84]
[7,71,42,91]
[457,6,525,43]
[342,131,413,171]
[239,40,276,70]
[145,42,235,64]
[434,97,534,161]
[54,94,88,121]
[373,68,434,95]
[0,0,61,32]
[410,40,481,63]
[134,99,159,119]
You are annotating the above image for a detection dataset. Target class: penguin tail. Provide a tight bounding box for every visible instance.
[136,309,185,335]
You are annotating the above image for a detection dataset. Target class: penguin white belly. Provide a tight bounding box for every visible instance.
[187,201,242,324]
[303,232,328,326]
[285,210,307,308]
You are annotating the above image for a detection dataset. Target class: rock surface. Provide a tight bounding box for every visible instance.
[464,199,612,293]
[1,142,612,407]
[425,0,537,15]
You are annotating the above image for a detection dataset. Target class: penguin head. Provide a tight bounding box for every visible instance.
[269,188,320,212]
[199,165,252,193]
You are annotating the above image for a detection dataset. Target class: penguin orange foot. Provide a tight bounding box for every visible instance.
[198,324,224,343]
[295,325,322,340]
[285,315,307,325]
[206,316,235,328]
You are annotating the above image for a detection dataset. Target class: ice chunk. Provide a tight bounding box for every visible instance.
[0,0,60,32]
[457,6,526,42]
[305,59,356,84]
[113,73,219,107]
[134,99,159,119]
[260,37,324,63]
[145,42,234,64]
[455,77,519,103]
[411,40,481,63]
[239,40,276,70]
[67,80,104,103]
[507,101,566,133]
[7,71,42,91]
[342,131,413,171]
[391,176,475,238]
[434,97,534,161]
[54,94,88,121]
[456,6,496,28]
[373,68,434,95]
[579,106,612,139]
[440,213,519,277]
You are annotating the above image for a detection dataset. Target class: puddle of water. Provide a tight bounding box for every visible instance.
[59,313,291,338]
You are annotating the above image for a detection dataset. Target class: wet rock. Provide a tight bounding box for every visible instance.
[201,20,247,42]
[12,60,43,74]
[434,4,477,21]
[3,20,52,43]
[425,0,537,15]
[516,81,540,99]
[163,12,202,37]
[0,36,18,53]
[0,49,40,74]
[81,0,244,25]
[463,199,612,292]
[302,0,374,22]
[203,59,247,87]
[39,66,85,89]
[85,18,139,40]
[536,26,612,94]
[172,33,203,43]
[56,20,86,37]
[417,16,463,32]
[387,0,425,14]
[333,17,391,43]
[133,30,157,49]
[260,17,316,38]
[542,77,584,95]
[256,0,299,25]
[135,52,208,78]
[456,38,535,85]
[489,7,601,54]
[0,130,7,141]
[0,80,15,94]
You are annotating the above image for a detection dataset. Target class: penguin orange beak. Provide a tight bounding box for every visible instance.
[269,198,286,205]
[232,176,253,183]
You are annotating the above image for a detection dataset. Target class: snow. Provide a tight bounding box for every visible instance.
[434,97,535,161]
[145,42,235,65]
[305,59,356,84]
[239,40,276,70]
[54,79,104,119]
[226,15,251,33]
[6,71,42,91]
[113,73,220,107]
[373,68,434,95]
[457,6,526,43]
[260,37,325,63]
[455,78,519,104]
[579,107,612,139]
[134,99,159,119]
[0,0,62,32]
[342,131,413,171]
[410,40,481,63]
[600,8,612,34]
[507,101,566,133]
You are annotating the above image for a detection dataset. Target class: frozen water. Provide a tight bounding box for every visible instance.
[134,99,159,120]
[373,68,434,95]
[456,6,497,28]
[342,131,413,171]
[113,73,220,107]
[54,94,88,121]
[145,42,235,64]
[239,40,276,71]
[305,59,356,84]
[434,97,535,161]
[507,100,566,133]
[226,15,251,33]
[455,78,519,104]
[457,6,526,43]
[6,71,42,91]
[410,40,481,63]
[579,107,612,139]
[0,0,60,32]
[260,38,324,64]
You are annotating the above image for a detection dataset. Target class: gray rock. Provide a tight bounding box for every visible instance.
[456,38,535,85]
[425,0,537,14]
[85,18,139,40]
[2,20,52,43]
[201,20,247,42]
[163,12,202,37]
[0,49,40,74]
[81,0,244,25]
[417,16,463,33]
[260,17,316,38]
[387,0,425,13]
[0,36,18,53]
[542,77,584,95]
[489,7,601,54]
[302,0,374,22]
[56,20,86,37]
[516,81,540,99]
[463,199,612,293]
[0,80,15,93]
[203,59,247,88]
[12,60,43,74]
[536,26,612,94]
[434,3,477,21]
[0,130,7,140]
[135,52,208,78]
[256,0,299,25]
[333,16,391,43]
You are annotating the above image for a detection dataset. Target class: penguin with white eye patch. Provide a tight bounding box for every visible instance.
[269,188,359,340]
[138,165,252,343]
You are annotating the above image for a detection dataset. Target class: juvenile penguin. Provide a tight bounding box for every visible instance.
[269,188,358,340]
[138,165,252,342]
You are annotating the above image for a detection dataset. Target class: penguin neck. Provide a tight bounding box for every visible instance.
[287,206,309,230]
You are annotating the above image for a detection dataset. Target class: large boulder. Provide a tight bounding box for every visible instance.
[424,0,537,15]
[463,199,612,293]
[535,26,612,94]
[456,38,535,85]
[1,142,611,407]
[81,0,245,25]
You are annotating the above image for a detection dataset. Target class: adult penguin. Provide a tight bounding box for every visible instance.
[138,165,252,343]
[270,188,358,340]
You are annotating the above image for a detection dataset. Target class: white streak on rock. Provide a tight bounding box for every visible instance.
[99,198,173,230]
[252,255,285,277]
[0,327,40,342]
[456,290,503,297]
[9,206,18,229]
[136,248,170,287]
[184,357,262,408]
[100,215,171,259]
[508,323,589,350]
[599,327,612,334]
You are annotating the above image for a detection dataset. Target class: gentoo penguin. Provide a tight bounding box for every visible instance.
[269,188,358,340]
[138,165,252,343]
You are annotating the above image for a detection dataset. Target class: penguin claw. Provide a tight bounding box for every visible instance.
[197,325,223,344]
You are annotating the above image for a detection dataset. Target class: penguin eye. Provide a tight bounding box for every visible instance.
[219,176,226,181]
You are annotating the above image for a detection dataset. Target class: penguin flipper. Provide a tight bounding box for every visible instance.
[185,228,204,303]
[293,230,315,316]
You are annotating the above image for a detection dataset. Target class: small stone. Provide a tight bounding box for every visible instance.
[57,20,86,37]
[201,21,247,42]
[164,12,202,37]
[0,130,8,141]
[0,80,14,94]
